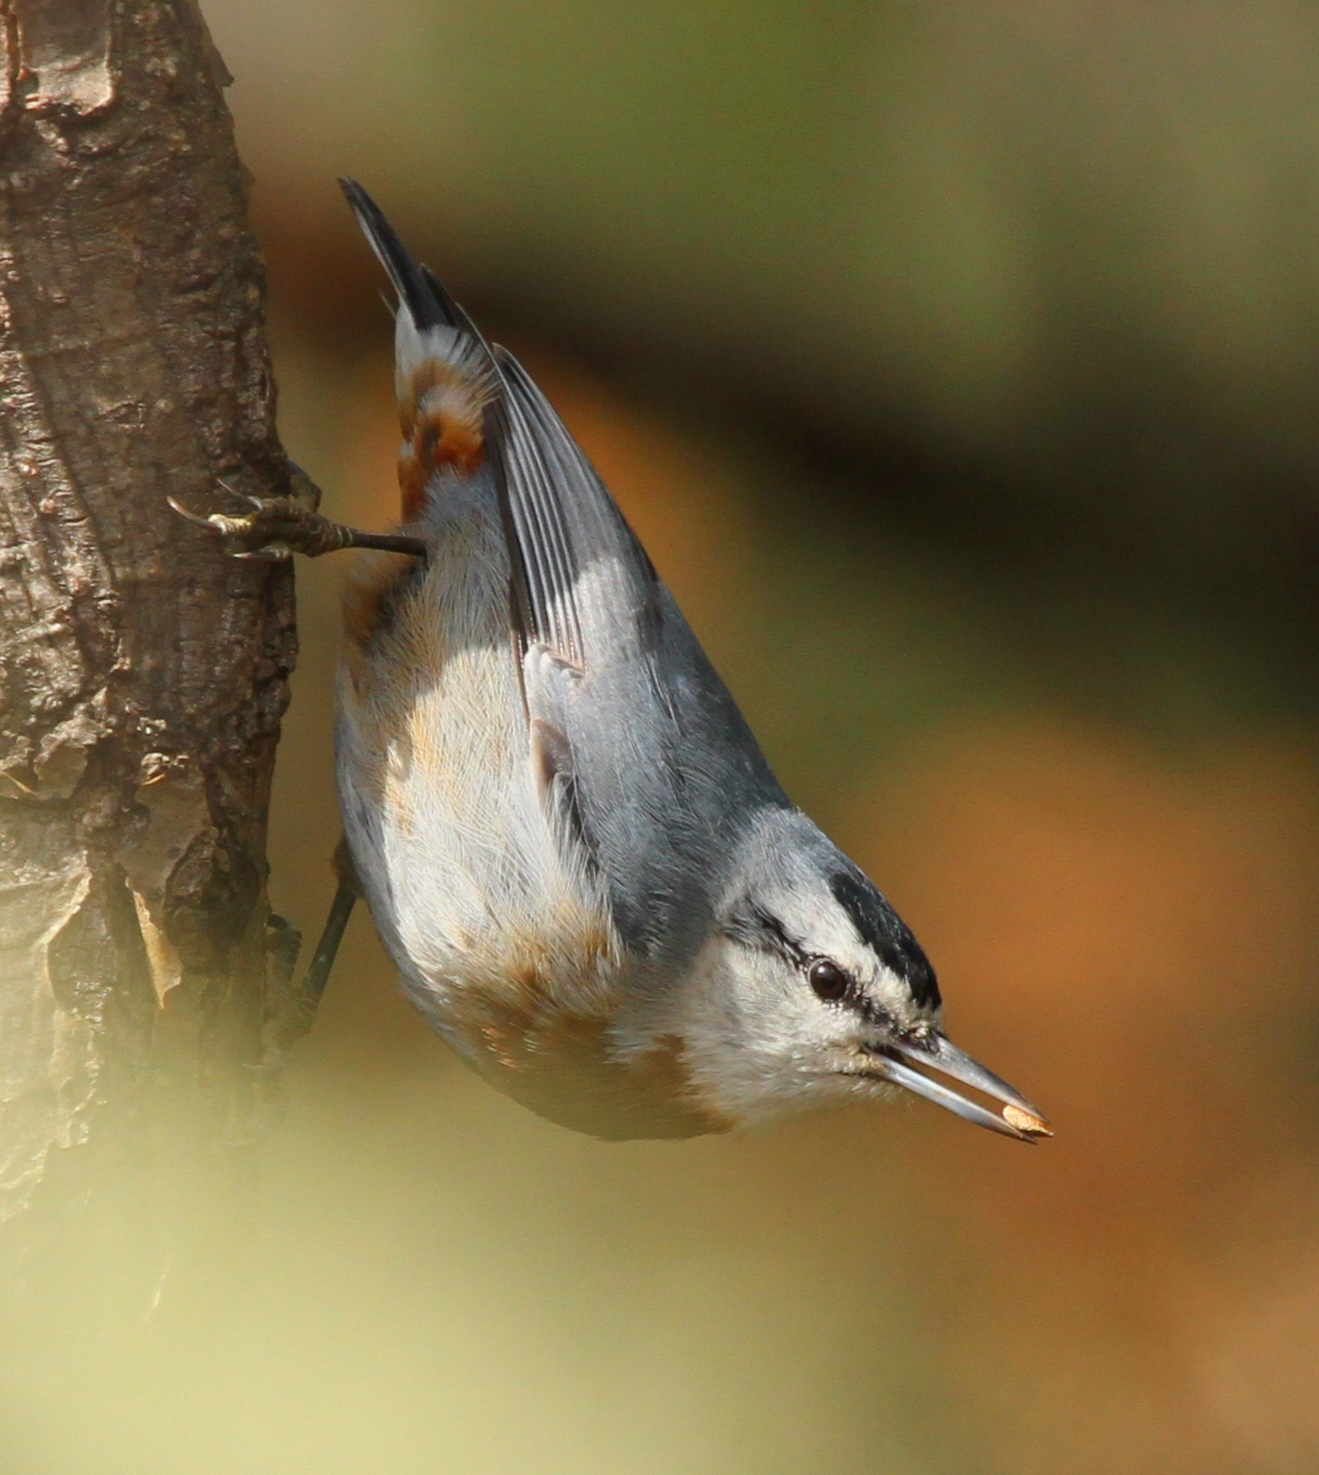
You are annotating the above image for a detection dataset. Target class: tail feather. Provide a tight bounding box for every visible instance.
[339,177,459,331]
[340,179,497,520]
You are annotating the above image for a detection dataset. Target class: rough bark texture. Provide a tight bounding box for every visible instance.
[0,0,300,1226]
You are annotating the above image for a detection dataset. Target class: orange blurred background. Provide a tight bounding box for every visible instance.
[254,329,1319,1475]
[7,4,1319,1473]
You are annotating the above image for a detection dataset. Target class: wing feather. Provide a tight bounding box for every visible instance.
[486,348,788,957]
[487,348,657,671]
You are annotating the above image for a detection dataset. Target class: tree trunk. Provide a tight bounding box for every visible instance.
[0,0,301,1236]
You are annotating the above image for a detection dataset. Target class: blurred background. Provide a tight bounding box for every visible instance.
[6,2,1319,1471]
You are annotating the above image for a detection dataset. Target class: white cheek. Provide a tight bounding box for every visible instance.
[671,943,881,1126]
[722,953,861,1056]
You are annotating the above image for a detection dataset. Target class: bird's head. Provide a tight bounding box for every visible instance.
[673,810,1051,1141]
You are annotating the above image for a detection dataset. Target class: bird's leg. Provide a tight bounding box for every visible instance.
[285,837,361,1038]
[170,462,428,561]
[174,467,394,1039]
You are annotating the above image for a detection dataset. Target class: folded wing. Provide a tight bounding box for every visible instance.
[488,349,786,959]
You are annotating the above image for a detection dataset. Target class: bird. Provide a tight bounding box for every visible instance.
[201,180,1050,1145]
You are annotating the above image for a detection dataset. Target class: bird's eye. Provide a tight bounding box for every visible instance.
[808,959,850,1002]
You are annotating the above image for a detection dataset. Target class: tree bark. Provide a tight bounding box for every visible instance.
[0,0,300,1229]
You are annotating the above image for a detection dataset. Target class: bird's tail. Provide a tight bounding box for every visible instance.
[340,178,497,522]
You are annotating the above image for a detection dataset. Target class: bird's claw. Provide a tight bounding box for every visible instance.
[171,464,428,563]
[169,492,357,561]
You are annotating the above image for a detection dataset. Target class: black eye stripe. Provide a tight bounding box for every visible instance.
[722,897,928,1024]
[723,903,809,968]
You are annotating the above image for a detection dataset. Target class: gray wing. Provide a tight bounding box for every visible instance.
[487,349,788,961]
[486,349,653,671]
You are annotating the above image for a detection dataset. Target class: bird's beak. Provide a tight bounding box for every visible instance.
[866,1032,1052,1142]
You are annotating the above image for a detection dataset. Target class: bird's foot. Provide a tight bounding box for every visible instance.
[170,492,357,560]
[171,463,427,561]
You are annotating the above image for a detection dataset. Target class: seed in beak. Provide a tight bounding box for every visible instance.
[1002,1103,1052,1138]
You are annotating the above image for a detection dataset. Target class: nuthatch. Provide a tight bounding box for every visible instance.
[190,181,1050,1144]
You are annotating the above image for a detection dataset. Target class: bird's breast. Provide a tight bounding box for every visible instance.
[448,980,735,1141]
[333,490,733,1141]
